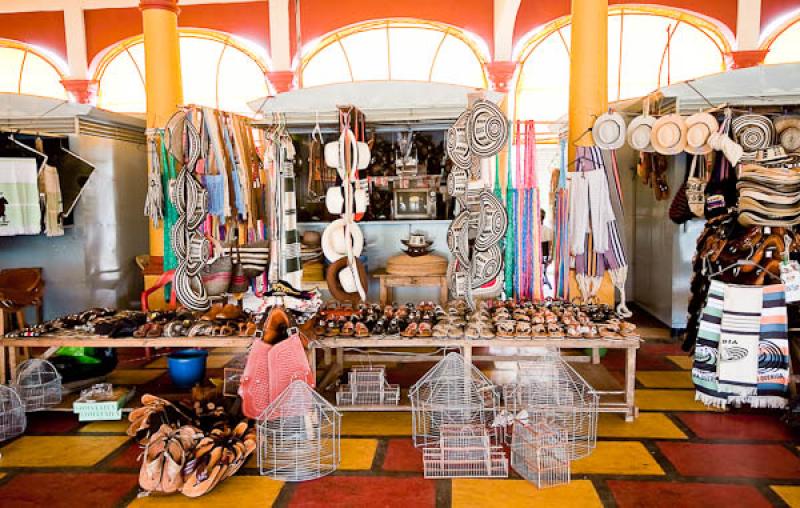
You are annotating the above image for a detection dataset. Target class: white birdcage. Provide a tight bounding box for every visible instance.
[15,359,62,412]
[423,423,508,478]
[410,352,499,448]
[511,422,571,488]
[336,366,400,406]
[257,380,341,481]
[0,385,26,441]
[504,356,598,459]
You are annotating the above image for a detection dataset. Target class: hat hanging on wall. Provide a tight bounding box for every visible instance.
[446,110,472,168]
[775,116,800,153]
[684,112,719,155]
[731,114,774,152]
[593,112,627,150]
[321,218,364,262]
[627,115,656,152]
[651,114,687,155]
[466,99,509,157]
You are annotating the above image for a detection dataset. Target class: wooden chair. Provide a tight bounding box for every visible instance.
[0,268,44,375]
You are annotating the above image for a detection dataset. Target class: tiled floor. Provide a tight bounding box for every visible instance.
[0,314,798,507]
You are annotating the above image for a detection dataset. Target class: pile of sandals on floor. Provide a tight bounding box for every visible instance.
[127,394,256,498]
[312,299,637,339]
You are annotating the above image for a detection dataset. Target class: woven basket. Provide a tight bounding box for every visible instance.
[386,253,448,276]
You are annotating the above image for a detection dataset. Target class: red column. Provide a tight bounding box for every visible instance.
[61,79,98,104]
[267,70,296,94]
[485,61,517,93]
[727,49,770,69]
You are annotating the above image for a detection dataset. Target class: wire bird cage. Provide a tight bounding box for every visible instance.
[410,352,499,448]
[503,356,598,460]
[423,423,508,478]
[0,385,26,441]
[336,366,400,406]
[15,359,62,412]
[511,422,571,489]
[257,380,341,482]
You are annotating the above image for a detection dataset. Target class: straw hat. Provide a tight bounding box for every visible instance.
[592,112,627,150]
[685,112,719,155]
[301,230,321,247]
[321,219,364,262]
[651,114,687,155]
[775,116,800,152]
[626,115,656,152]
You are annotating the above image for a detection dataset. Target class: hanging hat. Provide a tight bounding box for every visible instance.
[321,219,364,262]
[592,112,627,150]
[626,115,656,152]
[474,190,508,252]
[326,257,368,304]
[466,99,509,158]
[324,129,370,181]
[731,114,774,152]
[651,114,687,155]
[685,112,719,155]
[470,244,503,288]
[446,110,472,168]
[775,115,800,153]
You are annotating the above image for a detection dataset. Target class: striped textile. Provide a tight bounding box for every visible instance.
[717,285,762,396]
[692,280,729,407]
[754,285,790,407]
[281,160,302,288]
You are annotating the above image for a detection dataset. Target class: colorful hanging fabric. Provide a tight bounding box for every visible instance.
[503,123,515,298]
[553,138,570,299]
[160,132,179,283]
[512,120,543,301]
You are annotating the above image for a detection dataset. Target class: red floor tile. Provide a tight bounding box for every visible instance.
[603,349,674,371]
[658,442,800,479]
[608,480,772,508]
[677,413,793,441]
[381,439,423,472]
[24,412,81,434]
[0,473,137,508]
[288,476,435,508]
[108,441,145,469]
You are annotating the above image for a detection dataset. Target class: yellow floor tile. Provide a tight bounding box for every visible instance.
[571,441,664,476]
[107,369,166,385]
[636,389,713,412]
[636,371,694,389]
[666,355,693,370]
[340,438,378,470]
[145,355,234,369]
[452,479,602,508]
[772,486,800,508]
[0,436,129,467]
[128,476,284,508]
[243,438,377,471]
[79,421,130,433]
[598,413,687,439]
[341,412,411,436]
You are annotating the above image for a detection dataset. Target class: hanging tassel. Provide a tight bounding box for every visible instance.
[609,266,633,318]
[144,130,164,228]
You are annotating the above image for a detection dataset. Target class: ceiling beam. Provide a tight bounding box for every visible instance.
[494,0,521,60]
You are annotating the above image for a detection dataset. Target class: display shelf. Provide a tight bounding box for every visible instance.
[298,219,452,227]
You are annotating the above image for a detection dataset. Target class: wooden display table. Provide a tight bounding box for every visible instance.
[309,335,641,421]
[372,269,448,305]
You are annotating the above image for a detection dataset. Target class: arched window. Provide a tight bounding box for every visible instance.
[515,7,730,123]
[0,39,67,99]
[300,20,489,88]
[93,30,271,115]
[763,14,800,64]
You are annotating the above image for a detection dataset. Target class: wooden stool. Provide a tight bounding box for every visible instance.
[372,270,448,306]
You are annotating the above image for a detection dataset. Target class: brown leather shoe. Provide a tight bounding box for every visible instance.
[200,303,224,321]
[215,303,242,321]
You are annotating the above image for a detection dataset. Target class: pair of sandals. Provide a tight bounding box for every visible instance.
[200,303,243,322]
[139,424,202,494]
[400,321,432,337]
[187,322,236,337]
[181,422,257,498]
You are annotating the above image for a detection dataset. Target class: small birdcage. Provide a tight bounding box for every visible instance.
[337,366,400,406]
[15,359,62,412]
[410,352,499,448]
[0,385,26,441]
[504,356,598,459]
[511,422,571,488]
[423,423,508,478]
[257,380,341,481]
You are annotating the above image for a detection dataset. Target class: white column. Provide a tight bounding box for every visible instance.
[63,4,89,77]
[736,0,762,50]
[494,0,522,61]
[269,0,292,70]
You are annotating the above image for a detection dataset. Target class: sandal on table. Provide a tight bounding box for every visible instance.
[401,322,418,337]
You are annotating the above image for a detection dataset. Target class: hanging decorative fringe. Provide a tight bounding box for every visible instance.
[503,124,515,298]
[159,132,180,279]
[144,129,164,228]
[513,120,543,301]
[553,138,570,299]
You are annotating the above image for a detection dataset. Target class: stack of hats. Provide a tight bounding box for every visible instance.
[737,164,800,227]
[300,230,324,281]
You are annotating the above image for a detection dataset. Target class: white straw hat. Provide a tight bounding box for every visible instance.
[685,112,719,155]
[321,219,364,262]
[651,114,687,155]
[627,115,656,152]
[775,115,800,152]
[593,112,627,150]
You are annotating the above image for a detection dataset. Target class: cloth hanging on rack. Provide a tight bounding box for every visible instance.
[38,162,63,237]
[717,284,762,396]
[756,285,790,405]
[553,138,570,299]
[692,280,727,407]
[0,158,41,236]
[568,148,615,256]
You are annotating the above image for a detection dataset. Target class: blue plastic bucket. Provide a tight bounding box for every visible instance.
[167,349,208,389]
